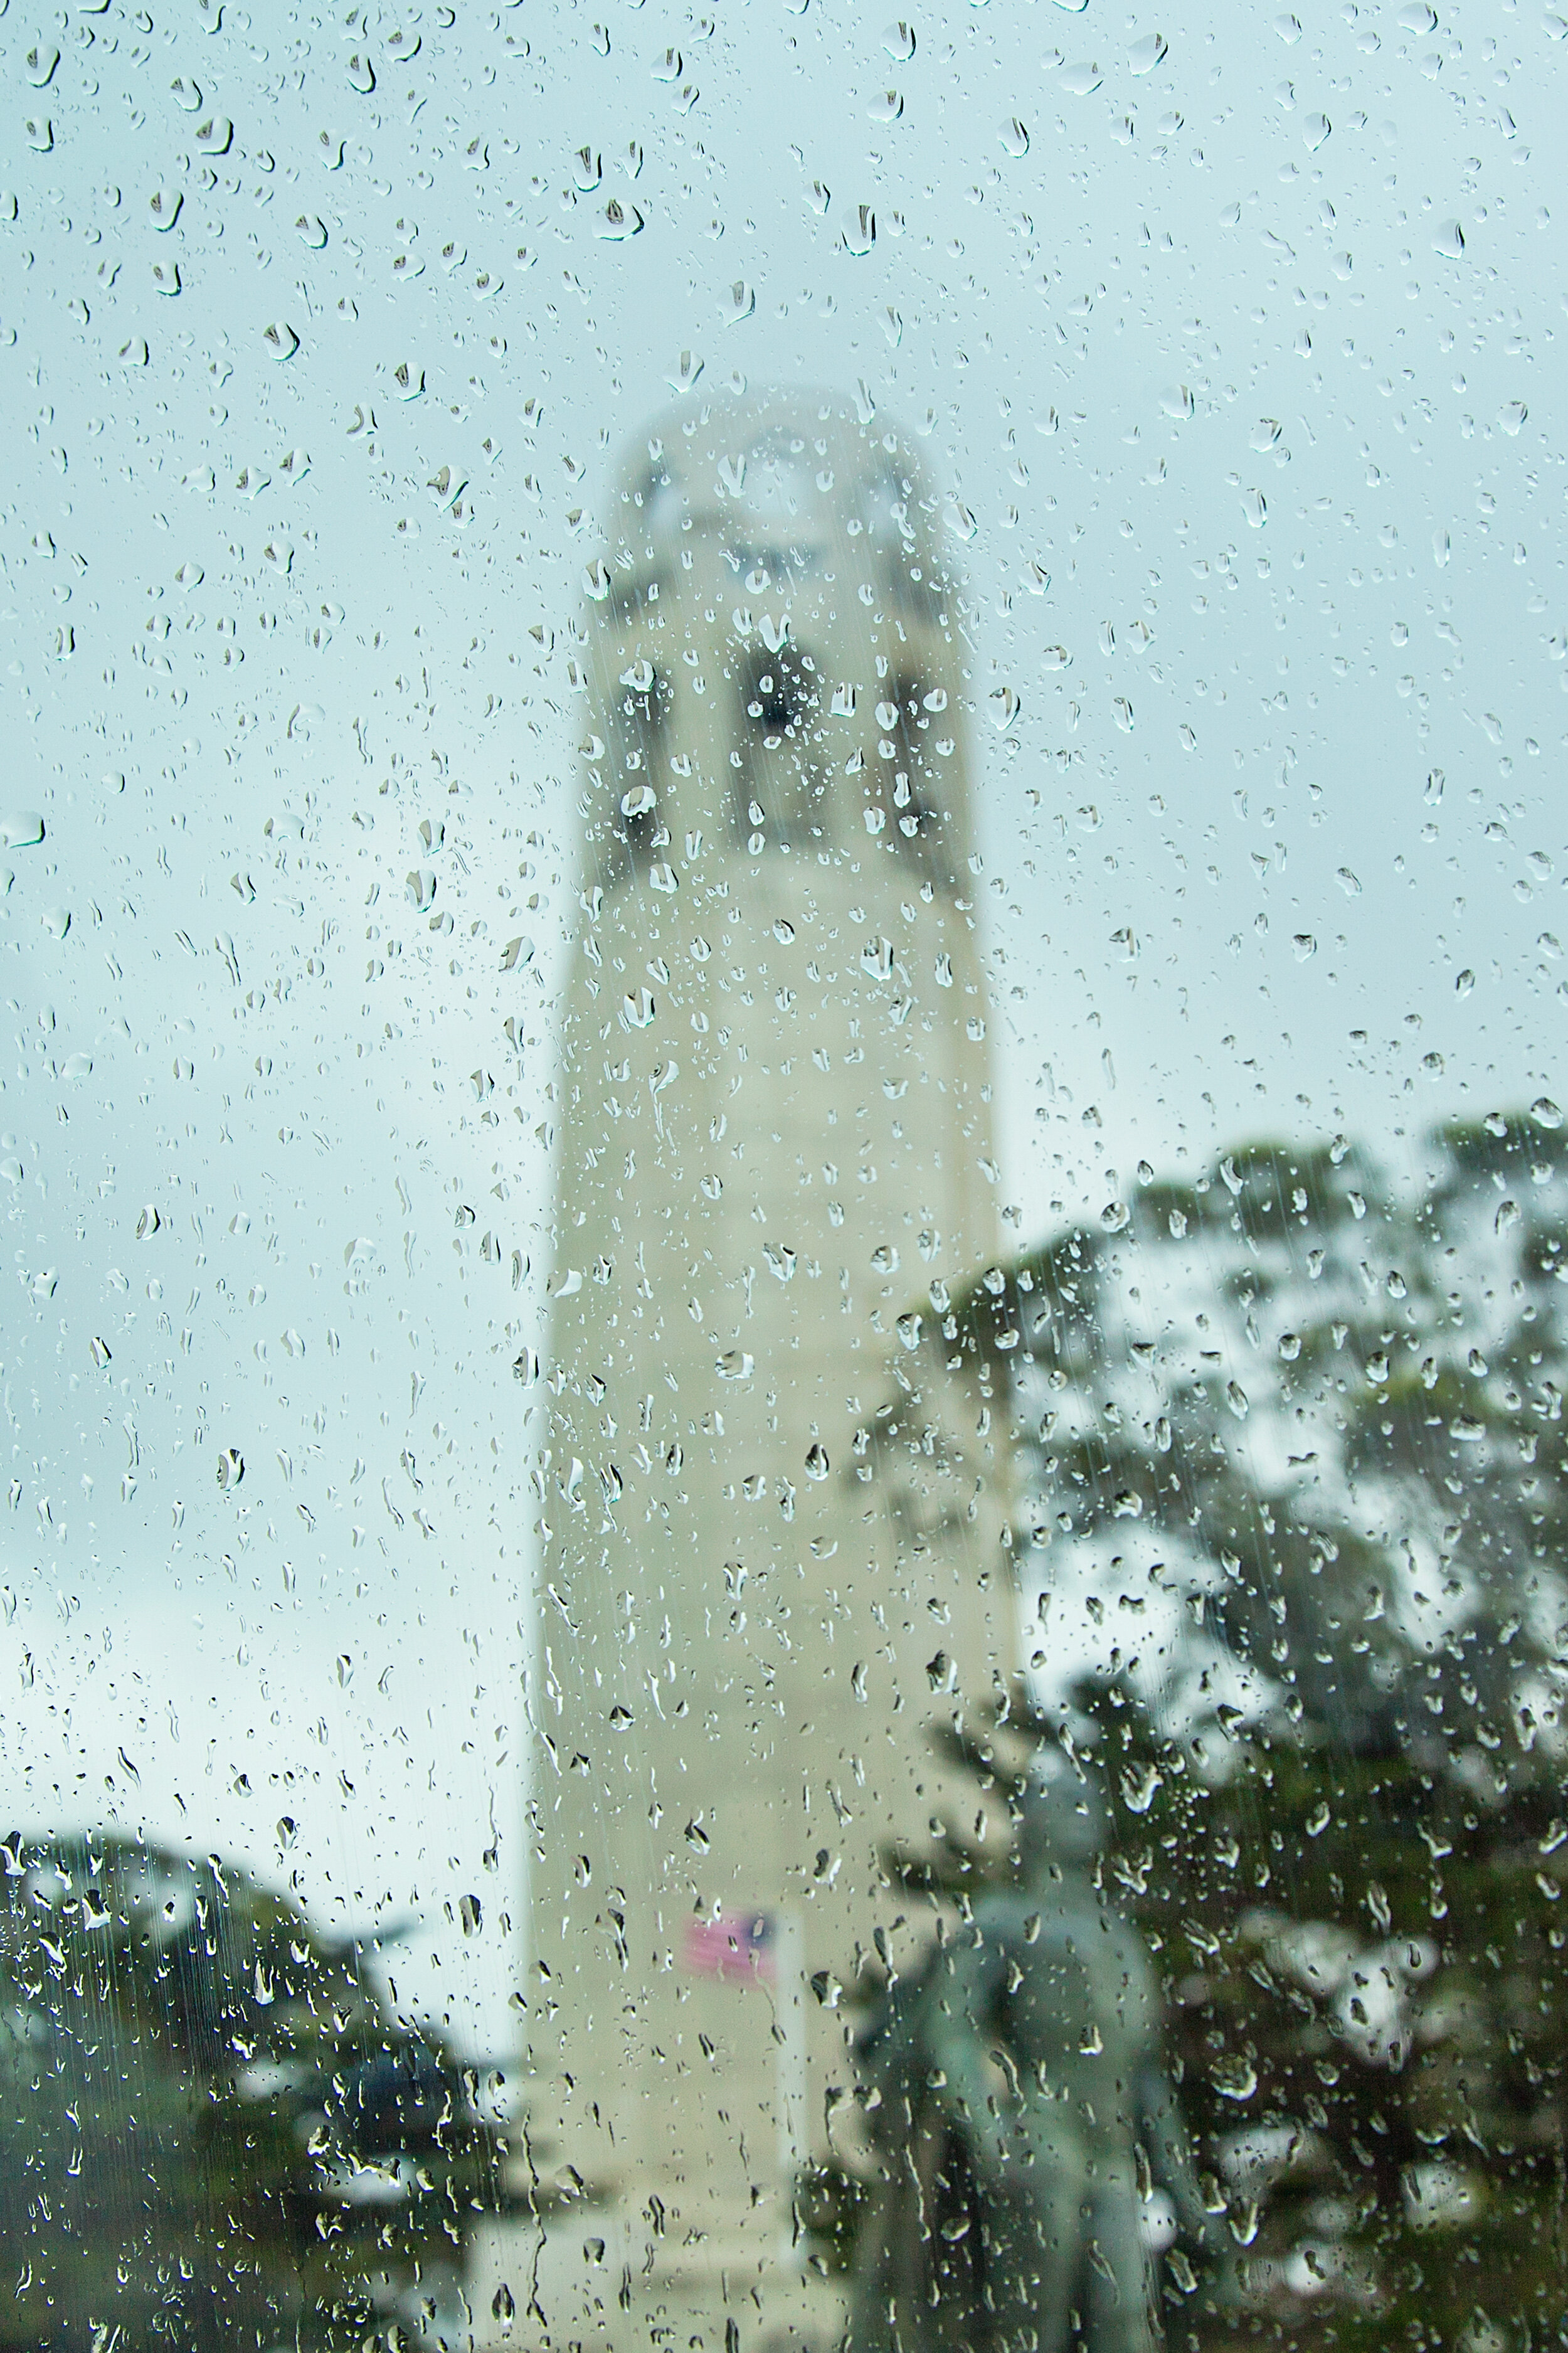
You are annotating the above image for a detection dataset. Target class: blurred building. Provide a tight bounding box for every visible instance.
[495,391,1017,2349]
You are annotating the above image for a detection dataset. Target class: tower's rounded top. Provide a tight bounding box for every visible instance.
[577,386,973,891]
[602,386,953,596]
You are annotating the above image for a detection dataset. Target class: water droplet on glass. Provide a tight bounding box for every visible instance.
[883,18,917,60]
[1120,1761,1162,1814]
[1432,218,1465,258]
[1057,60,1103,95]
[598,199,644,241]
[1212,2056,1258,2104]
[999,116,1030,156]
[805,1443,830,1481]
[1301,112,1331,150]
[0,812,44,849]
[1160,385,1194,420]
[1128,32,1167,73]
[262,321,300,361]
[217,1447,244,1490]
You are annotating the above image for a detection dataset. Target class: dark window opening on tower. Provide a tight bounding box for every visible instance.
[744,646,816,740]
[887,674,948,876]
[601,656,673,884]
[736,645,822,847]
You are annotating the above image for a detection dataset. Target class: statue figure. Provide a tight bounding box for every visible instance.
[849,1757,1216,2353]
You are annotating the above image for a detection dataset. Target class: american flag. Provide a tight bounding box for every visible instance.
[682,1909,775,1982]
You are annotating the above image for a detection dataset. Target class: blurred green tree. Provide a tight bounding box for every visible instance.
[0,1831,512,2351]
[834,1108,1568,2349]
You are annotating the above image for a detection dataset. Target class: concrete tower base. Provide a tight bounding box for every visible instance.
[467,2205,849,2353]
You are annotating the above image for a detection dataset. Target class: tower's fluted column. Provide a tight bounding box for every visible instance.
[515,393,1016,2345]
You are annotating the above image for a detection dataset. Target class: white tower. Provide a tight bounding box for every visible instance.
[515,392,1015,2349]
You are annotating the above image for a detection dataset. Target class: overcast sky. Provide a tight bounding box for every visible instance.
[0,0,1562,2053]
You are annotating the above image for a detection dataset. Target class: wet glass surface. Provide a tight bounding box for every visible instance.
[1,1,1564,2346]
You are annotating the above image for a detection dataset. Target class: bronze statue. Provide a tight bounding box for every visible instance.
[849,1758,1214,2353]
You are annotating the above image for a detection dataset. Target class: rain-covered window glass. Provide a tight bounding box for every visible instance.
[3,3,1564,2350]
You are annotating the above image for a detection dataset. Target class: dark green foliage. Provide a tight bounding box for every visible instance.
[1073,1684,1568,2351]
[869,1112,1568,2345]
[857,1677,1568,2349]
[988,1113,1568,1766]
[0,1831,511,2352]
